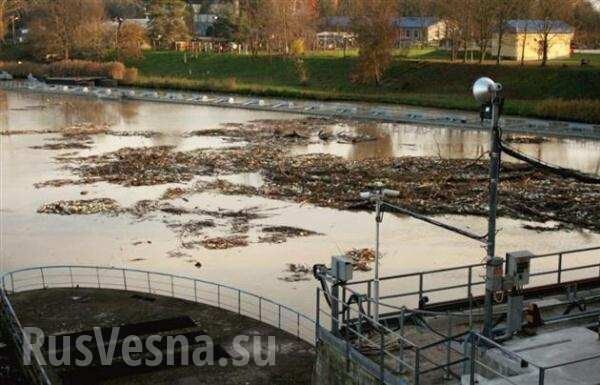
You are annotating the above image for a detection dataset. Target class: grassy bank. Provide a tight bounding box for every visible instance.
[129,51,600,123]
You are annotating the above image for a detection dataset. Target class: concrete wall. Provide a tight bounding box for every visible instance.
[491,32,573,61]
[313,340,382,385]
[313,329,405,385]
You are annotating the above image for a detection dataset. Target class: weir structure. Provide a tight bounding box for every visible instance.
[313,246,600,385]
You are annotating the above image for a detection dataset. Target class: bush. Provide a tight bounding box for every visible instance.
[106,62,126,80]
[0,60,132,80]
[534,99,600,124]
[122,67,139,85]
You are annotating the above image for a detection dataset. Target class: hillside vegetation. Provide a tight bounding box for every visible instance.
[131,51,600,123]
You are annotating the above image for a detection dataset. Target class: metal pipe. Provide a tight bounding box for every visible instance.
[483,91,502,338]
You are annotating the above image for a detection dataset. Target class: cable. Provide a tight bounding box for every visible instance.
[500,141,600,184]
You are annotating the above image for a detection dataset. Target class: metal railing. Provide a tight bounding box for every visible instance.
[0,265,316,385]
[317,286,600,385]
[345,246,600,312]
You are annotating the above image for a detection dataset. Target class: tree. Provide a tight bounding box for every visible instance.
[473,0,496,62]
[492,0,520,64]
[26,0,107,60]
[0,0,23,44]
[350,0,397,85]
[104,0,145,19]
[533,0,575,66]
[572,0,600,49]
[116,21,147,59]
[147,0,191,49]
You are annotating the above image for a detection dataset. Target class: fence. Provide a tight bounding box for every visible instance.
[0,266,316,385]
[317,286,600,385]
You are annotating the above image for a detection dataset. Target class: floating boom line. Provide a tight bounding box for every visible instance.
[500,142,600,184]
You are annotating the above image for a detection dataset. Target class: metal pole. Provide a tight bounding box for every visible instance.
[374,198,381,323]
[483,93,502,338]
[332,282,340,336]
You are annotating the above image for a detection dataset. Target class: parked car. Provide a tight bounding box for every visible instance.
[0,71,13,80]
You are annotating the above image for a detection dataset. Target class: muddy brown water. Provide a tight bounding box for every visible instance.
[1,90,599,317]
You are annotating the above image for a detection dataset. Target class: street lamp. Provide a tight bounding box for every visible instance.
[114,17,124,61]
[472,77,504,338]
[10,15,20,45]
[360,183,399,323]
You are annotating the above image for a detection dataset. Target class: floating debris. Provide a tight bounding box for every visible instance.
[34,179,89,188]
[259,226,321,244]
[278,263,312,282]
[167,219,216,237]
[522,223,573,232]
[345,248,376,271]
[30,141,91,150]
[39,117,600,232]
[37,198,121,215]
[167,250,191,259]
[262,226,320,237]
[504,135,549,144]
[201,235,248,250]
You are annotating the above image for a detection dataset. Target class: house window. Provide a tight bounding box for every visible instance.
[405,29,410,38]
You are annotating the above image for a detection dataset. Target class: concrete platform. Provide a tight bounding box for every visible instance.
[485,327,600,385]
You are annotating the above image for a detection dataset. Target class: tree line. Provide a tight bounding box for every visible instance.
[1,0,599,84]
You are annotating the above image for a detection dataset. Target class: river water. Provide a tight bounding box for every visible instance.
[1,90,599,316]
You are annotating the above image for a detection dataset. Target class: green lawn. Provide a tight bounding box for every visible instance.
[128,50,600,123]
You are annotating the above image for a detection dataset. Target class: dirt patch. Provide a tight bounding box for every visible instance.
[37,198,121,215]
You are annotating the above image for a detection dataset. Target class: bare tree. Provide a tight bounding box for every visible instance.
[252,0,316,55]
[115,21,147,60]
[533,0,575,66]
[492,0,519,64]
[0,0,23,44]
[473,0,496,63]
[439,0,463,62]
[26,0,107,60]
[350,0,397,84]
[147,0,191,50]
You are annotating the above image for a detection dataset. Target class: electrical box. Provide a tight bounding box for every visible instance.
[331,255,353,282]
[485,257,505,291]
[506,250,533,286]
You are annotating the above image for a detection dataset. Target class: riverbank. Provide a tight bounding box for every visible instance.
[129,51,600,124]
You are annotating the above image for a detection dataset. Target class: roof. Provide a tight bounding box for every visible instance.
[323,16,351,28]
[505,20,573,34]
[394,17,439,28]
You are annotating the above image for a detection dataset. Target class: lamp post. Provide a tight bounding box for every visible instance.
[10,15,19,45]
[114,17,124,61]
[360,183,399,323]
[473,77,504,338]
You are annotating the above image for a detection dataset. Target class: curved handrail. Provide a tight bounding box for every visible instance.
[0,265,317,385]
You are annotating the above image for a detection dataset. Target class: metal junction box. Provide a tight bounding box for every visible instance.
[485,257,505,291]
[506,250,533,286]
[331,256,353,282]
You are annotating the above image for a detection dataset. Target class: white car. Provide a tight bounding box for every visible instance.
[0,71,13,80]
